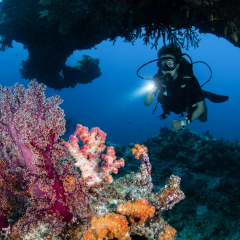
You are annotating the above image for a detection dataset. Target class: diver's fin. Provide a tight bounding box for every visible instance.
[202,90,229,103]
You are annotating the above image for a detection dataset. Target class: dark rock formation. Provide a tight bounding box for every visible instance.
[0,0,239,89]
[20,54,101,90]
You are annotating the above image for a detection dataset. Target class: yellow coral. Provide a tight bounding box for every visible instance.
[83,213,130,240]
[117,199,155,225]
[158,225,177,240]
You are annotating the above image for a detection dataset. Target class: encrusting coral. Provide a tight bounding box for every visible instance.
[154,175,185,211]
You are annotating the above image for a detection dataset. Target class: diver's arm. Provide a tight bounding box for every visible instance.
[144,92,156,106]
[189,100,205,122]
[172,100,205,131]
[182,100,205,125]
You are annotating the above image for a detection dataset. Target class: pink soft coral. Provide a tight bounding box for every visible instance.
[0,80,89,236]
[63,124,125,187]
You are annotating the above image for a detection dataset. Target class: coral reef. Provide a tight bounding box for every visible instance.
[2,80,240,239]
[0,81,185,239]
[111,127,240,239]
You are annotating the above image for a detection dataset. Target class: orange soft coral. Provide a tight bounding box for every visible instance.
[158,225,177,240]
[83,213,130,240]
[131,144,148,160]
[131,144,152,184]
[117,199,155,225]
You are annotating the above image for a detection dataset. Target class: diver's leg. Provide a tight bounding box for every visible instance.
[198,100,208,122]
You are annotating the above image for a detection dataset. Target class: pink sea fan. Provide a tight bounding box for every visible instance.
[0,80,89,236]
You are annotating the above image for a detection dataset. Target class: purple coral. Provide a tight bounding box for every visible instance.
[0,80,89,236]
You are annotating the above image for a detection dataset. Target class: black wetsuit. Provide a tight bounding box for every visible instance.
[152,71,204,116]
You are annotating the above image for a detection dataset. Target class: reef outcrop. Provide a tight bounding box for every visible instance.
[0,0,239,89]
[110,127,240,239]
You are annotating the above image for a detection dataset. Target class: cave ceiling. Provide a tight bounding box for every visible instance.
[0,0,237,89]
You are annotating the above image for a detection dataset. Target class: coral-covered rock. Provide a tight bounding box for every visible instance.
[83,213,130,240]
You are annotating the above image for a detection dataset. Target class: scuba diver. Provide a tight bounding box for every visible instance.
[141,43,228,131]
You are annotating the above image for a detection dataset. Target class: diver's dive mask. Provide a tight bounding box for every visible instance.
[157,57,177,71]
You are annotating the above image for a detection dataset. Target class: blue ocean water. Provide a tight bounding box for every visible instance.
[0,33,239,145]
